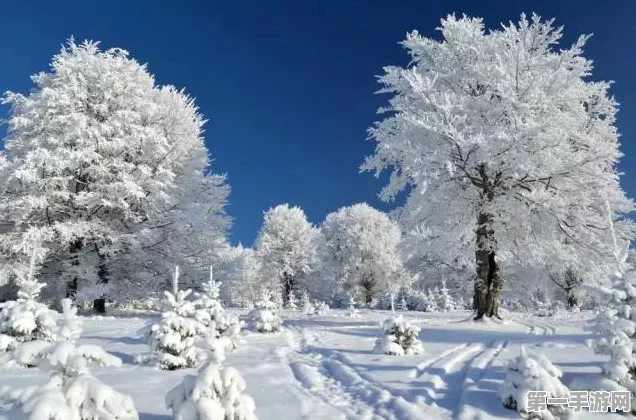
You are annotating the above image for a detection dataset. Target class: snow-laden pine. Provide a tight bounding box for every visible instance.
[374,316,423,356]
[362,14,635,319]
[285,292,298,310]
[0,298,138,420]
[300,291,314,315]
[247,291,281,333]
[141,267,207,370]
[437,281,457,312]
[0,251,57,361]
[588,257,636,409]
[345,296,360,318]
[165,338,257,420]
[500,347,569,419]
[194,267,241,351]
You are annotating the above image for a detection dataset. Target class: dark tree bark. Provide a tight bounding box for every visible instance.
[473,212,503,319]
[549,267,582,309]
[92,244,108,313]
[65,238,83,299]
[281,272,294,306]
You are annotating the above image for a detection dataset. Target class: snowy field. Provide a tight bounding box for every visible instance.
[0,309,620,420]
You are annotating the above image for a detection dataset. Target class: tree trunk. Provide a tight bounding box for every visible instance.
[473,212,503,320]
[282,273,293,306]
[93,246,108,313]
[66,238,83,299]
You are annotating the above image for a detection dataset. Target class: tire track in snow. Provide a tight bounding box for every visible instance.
[286,326,448,419]
[514,319,557,335]
[408,343,472,379]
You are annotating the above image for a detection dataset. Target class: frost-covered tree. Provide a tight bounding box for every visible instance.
[549,267,583,309]
[218,245,261,308]
[194,267,241,350]
[438,281,456,312]
[255,204,319,304]
[398,295,408,311]
[0,298,138,419]
[321,203,407,305]
[425,289,439,312]
[588,255,636,408]
[286,292,298,310]
[0,250,57,354]
[374,316,423,356]
[345,295,360,318]
[362,14,635,319]
[500,347,569,419]
[142,267,207,370]
[247,290,281,333]
[300,291,314,314]
[0,40,229,311]
[165,338,257,420]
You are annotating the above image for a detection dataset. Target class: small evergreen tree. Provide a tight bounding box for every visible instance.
[0,250,57,355]
[300,291,314,314]
[141,266,207,370]
[500,347,569,419]
[345,295,360,318]
[438,281,456,312]
[247,290,281,333]
[398,295,409,311]
[425,289,439,312]
[165,338,257,420]
[314,301,330,316]
[374,316,423,356]
[0,298,138,419]
[286,292,298,310]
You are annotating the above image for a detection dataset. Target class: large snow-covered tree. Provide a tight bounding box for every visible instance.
[362,14,635,319]
[255,204,319,304]
[321,203,408,305]
[0,40,229,310]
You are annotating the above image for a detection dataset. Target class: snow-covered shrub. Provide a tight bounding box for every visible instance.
[425,289,439,312]
[588,265,636,410]
[437,281,456,312]
[165,339,257,420]
[247,291,281,333]
[141,267,207,370]
[500,347,569,419]
[406,290,429,312]
[300,291,314,314]
[345,296,360,318]
[194,268,241,349]
[0,252,57,359]
[398,296,408,311]
[374,316,423,356]
[0,298,139,420]
[314,301,330,316]
[285,292,298,310]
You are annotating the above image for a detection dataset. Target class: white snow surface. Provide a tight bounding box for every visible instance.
[0,309,620,419]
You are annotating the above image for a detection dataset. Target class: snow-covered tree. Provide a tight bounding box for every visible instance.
[0,250,57,355]
[194,267,241,350]
[425,289,439,312]
[247,290,281,333]
[314,301,330,316]
[142,267,207,370]
[398,295,409,311]
[286,292,298,310]
[362,14,635,319]
[438,281,456,312]
[300,291,314,314]
[345,295,360,318]
[218,245,261,308]
[0,39,229,311]
[255,204,319,305]
[500,347,569,419]
[374,316,423,356]
[165,338,257,420]
[588,258,636,409]
[0,298,138,419]
[321,203,407,305]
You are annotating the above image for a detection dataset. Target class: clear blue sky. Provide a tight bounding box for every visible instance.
[0,0,634,246]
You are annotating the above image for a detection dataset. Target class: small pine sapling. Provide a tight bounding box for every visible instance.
[438,281,456,312]
[142,266,207,370]
[165,338,257,420]
[286,292,298,310]
[0,298,139,420]
[398,295,409,311]
[300,291,314,314]
[500,347,569,419]
[425,289,438,312]
[247,290,281,333]
[345,295,360,318]
[374,315,423,356]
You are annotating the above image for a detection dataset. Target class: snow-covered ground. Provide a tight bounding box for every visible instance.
[0,309,619,419]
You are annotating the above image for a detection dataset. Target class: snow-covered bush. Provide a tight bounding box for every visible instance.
[398,296,408,311]
[588,264,636,410]
[165,339,257,420]
[141,267,207,370]
[406,290,429,312]
[0,251,57,357]
[247,291,281,333]
[314,301,330,316]
[425,289,439,312]
[345,296,360,318]
[500,347,569,419]
[300,291,314,314]
[437,281,456,312]
[374,316,423,356]
[0,298,139,420]
[194,267,241,350]
[286,292,298,310]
